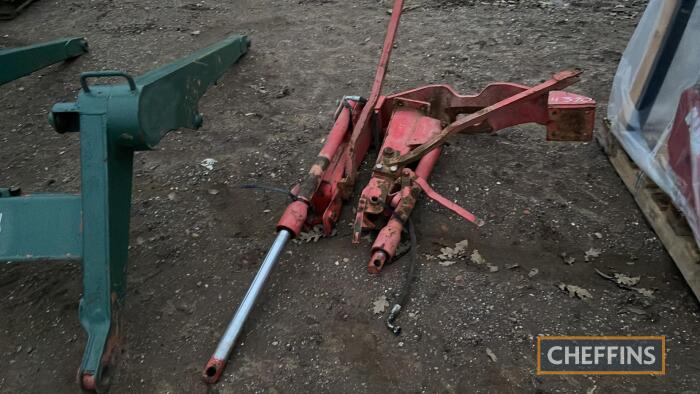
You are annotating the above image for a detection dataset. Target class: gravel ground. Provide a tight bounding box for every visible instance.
[1,0,699,393]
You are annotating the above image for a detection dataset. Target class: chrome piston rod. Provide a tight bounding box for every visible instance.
[203,229,291,383]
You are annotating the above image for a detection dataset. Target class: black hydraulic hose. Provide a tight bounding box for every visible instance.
[386,217,417,335]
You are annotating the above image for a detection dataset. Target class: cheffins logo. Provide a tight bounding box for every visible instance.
[537,336,665,375]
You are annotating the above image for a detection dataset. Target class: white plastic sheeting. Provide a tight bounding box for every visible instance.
[607,0,700,245]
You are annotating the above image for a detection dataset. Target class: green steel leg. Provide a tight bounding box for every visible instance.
[77,114,134,391]
[0,37,88,85]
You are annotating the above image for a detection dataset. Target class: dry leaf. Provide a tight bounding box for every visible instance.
[485,348,498,362]
[560,252,575,265]
[200,158,217,171]
[595,268,649,296]
[438,239,470,260]
[293,225,336,244]
[584,248,601,262]
[470,249,486,265]
[558,283,593,300]
[372,296,389,314]
[614,273,640,287]
[634,288,655,297]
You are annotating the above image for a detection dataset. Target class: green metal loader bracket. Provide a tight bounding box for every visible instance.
[0,34,250,392]
[0,37,88,85]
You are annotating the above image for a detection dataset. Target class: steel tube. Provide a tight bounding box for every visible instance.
[203,229,292,383]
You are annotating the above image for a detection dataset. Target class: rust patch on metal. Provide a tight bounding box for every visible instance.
[298,156,331,199]
[547,107,595,141]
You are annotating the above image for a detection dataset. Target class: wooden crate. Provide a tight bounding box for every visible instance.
[597,122,700,301]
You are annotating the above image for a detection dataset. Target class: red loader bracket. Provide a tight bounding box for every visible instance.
[277,70,595,273]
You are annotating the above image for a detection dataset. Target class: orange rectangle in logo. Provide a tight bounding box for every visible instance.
[536,336,666,375]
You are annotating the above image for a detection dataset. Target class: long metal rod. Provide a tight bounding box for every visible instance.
[203,229,291,383]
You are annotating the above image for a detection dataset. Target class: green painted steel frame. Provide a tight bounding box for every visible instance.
[0,37,88,85]
[0,34,249,390]
[0,194,82,260]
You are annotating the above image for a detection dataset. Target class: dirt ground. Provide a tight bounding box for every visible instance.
[1,0,699,393]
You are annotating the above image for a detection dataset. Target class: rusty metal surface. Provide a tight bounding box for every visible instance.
[546,91,596,141]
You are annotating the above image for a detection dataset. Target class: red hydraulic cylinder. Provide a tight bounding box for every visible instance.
[368,148,441,274]
[319,106,350,160]
[276,106,352,237]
